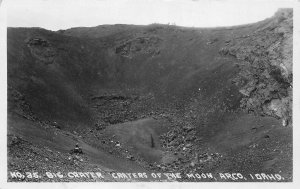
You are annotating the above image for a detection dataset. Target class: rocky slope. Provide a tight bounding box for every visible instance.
[7,9,293,182]
[220,9,293,126]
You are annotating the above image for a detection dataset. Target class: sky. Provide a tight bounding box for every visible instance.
[3,0,294,31]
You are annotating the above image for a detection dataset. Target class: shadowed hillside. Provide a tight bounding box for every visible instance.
[7,9,292,182]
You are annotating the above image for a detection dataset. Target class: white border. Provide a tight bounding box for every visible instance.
[1,0,299,189]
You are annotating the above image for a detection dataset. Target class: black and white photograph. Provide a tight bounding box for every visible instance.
[0,0,299,186]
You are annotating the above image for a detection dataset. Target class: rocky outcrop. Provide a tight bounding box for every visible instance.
[26,37,56,64]
[115,36,161,58]
[220,9,293,126]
